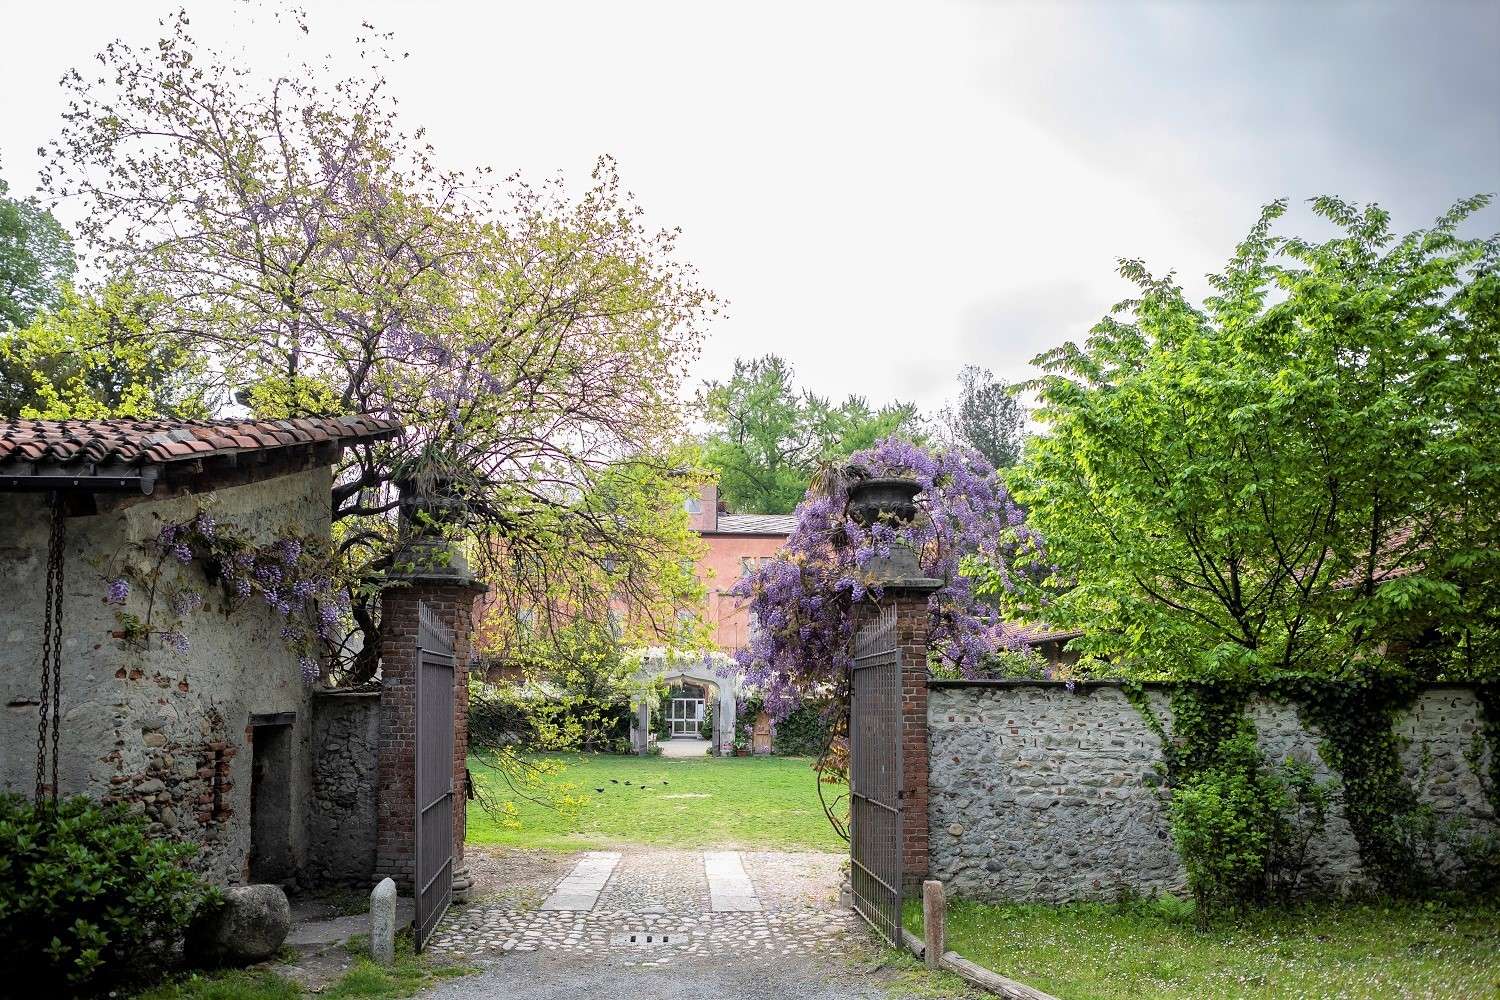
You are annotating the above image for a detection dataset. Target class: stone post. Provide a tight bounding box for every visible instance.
[370,877,397,965]
[373,535,485,900]
[635,699,652,755]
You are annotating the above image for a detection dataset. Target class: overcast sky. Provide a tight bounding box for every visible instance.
[2,0,1496,414]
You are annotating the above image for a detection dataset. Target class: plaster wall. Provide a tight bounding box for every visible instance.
[0,468,330,885]
[695,533,788,651]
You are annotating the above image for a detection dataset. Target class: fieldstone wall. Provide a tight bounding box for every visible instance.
[307,689,382,887]
[0,468,329,885]
[926,681,1492,903]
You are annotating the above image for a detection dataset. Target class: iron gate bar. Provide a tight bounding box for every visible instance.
[413,603,456,952]
[849,605,903,946]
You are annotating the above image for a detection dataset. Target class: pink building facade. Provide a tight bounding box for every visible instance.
[685,484,794,653]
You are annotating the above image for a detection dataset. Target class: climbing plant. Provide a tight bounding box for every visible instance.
[1128,683,1333,917]
[102,502,350,683]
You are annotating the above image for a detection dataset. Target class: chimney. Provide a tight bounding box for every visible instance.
[691,482,718,532]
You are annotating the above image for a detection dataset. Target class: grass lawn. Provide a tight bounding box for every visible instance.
[903,896,1500,999]
[466,752,845,852]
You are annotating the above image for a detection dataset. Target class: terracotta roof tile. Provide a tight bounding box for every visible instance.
[0,416,404,475]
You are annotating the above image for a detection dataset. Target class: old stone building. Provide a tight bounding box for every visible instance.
[0,416,400,886]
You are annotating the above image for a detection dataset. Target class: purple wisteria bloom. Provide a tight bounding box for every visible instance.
[169,590,204,616]
[730,438,1047,717]
[106,578,130,605]
[161,630,190,654]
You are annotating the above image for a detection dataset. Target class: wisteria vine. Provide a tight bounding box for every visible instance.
[103,506,350,684]
[729,438,1046,720]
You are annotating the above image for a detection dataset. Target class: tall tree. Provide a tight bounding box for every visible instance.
[0,281,210,419]
[0,170,75,330]
[940,365,1024,469]
[999,196,1500,683]
[699,354,923,513]
[45,8,717,681]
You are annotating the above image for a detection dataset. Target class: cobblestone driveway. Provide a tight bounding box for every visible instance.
[426,847,858,968]
[419,846,933,998]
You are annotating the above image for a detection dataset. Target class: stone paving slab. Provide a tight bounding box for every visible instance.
[539,851,620,911]
[705,850,761,912]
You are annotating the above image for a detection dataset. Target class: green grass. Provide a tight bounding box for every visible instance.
[903,896,1500,999]
[135,936,474,1000]
[466,752,845,852]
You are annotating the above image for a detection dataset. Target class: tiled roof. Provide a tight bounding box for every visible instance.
[711,513,798,535]
[0,415,403,468]
[1011,625,1083,645]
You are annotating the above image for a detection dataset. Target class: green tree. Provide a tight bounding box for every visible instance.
[699,354,923,513]
[940,365,1024,468]
[0,170,75,330]
[998,195,1499,684]
[0,281,210,418]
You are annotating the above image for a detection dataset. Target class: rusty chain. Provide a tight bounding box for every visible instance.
[35,492,65,806]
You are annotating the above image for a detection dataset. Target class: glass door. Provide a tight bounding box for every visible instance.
[669,698,704,737]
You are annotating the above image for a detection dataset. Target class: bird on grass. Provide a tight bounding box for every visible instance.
[594,787,604,794]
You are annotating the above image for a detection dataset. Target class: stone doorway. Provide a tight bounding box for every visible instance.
[249,715,295,884]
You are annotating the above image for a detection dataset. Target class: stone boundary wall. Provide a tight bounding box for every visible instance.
[926,681,1491,903]
[306,689,381,887]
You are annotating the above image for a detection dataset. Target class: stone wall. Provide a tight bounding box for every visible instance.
[0,468,330,885]
[926,681,1492,903]
[307,689,382,887]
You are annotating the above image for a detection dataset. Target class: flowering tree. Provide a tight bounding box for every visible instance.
[731,438,1042,711]
[45,8,716,680]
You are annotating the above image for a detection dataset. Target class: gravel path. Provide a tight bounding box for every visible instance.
[417,948,913,999]
[465,846,578,909]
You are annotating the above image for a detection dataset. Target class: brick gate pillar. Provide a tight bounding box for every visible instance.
[374,545,485,900]
[861,573,940,895]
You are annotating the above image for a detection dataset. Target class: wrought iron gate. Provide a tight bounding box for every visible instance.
[849,606,903,945]
[414,603,455,951]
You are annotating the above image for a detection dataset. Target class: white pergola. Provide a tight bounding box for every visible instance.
[630,649,743,755]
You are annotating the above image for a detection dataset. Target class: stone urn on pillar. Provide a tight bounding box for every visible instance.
[845,475,941,589]
[844,471,941,892]
[394,475,473,580]
[378,474,484,903]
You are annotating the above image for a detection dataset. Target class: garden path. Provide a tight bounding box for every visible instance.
[658,736,712,758]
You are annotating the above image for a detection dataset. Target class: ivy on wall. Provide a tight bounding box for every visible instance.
[1290,679,1426,894]
[1127,683,1332,917]
[1127,679,1500,914]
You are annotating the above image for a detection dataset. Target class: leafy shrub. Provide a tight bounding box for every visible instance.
[771,703,832,756]
[698,705,714,741]
[469,679,632,752]
[0,794,215,994]
[468,679,536,746]
[1167,729,1330,916]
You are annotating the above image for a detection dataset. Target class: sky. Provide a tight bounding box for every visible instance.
[1,0,1497,415]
